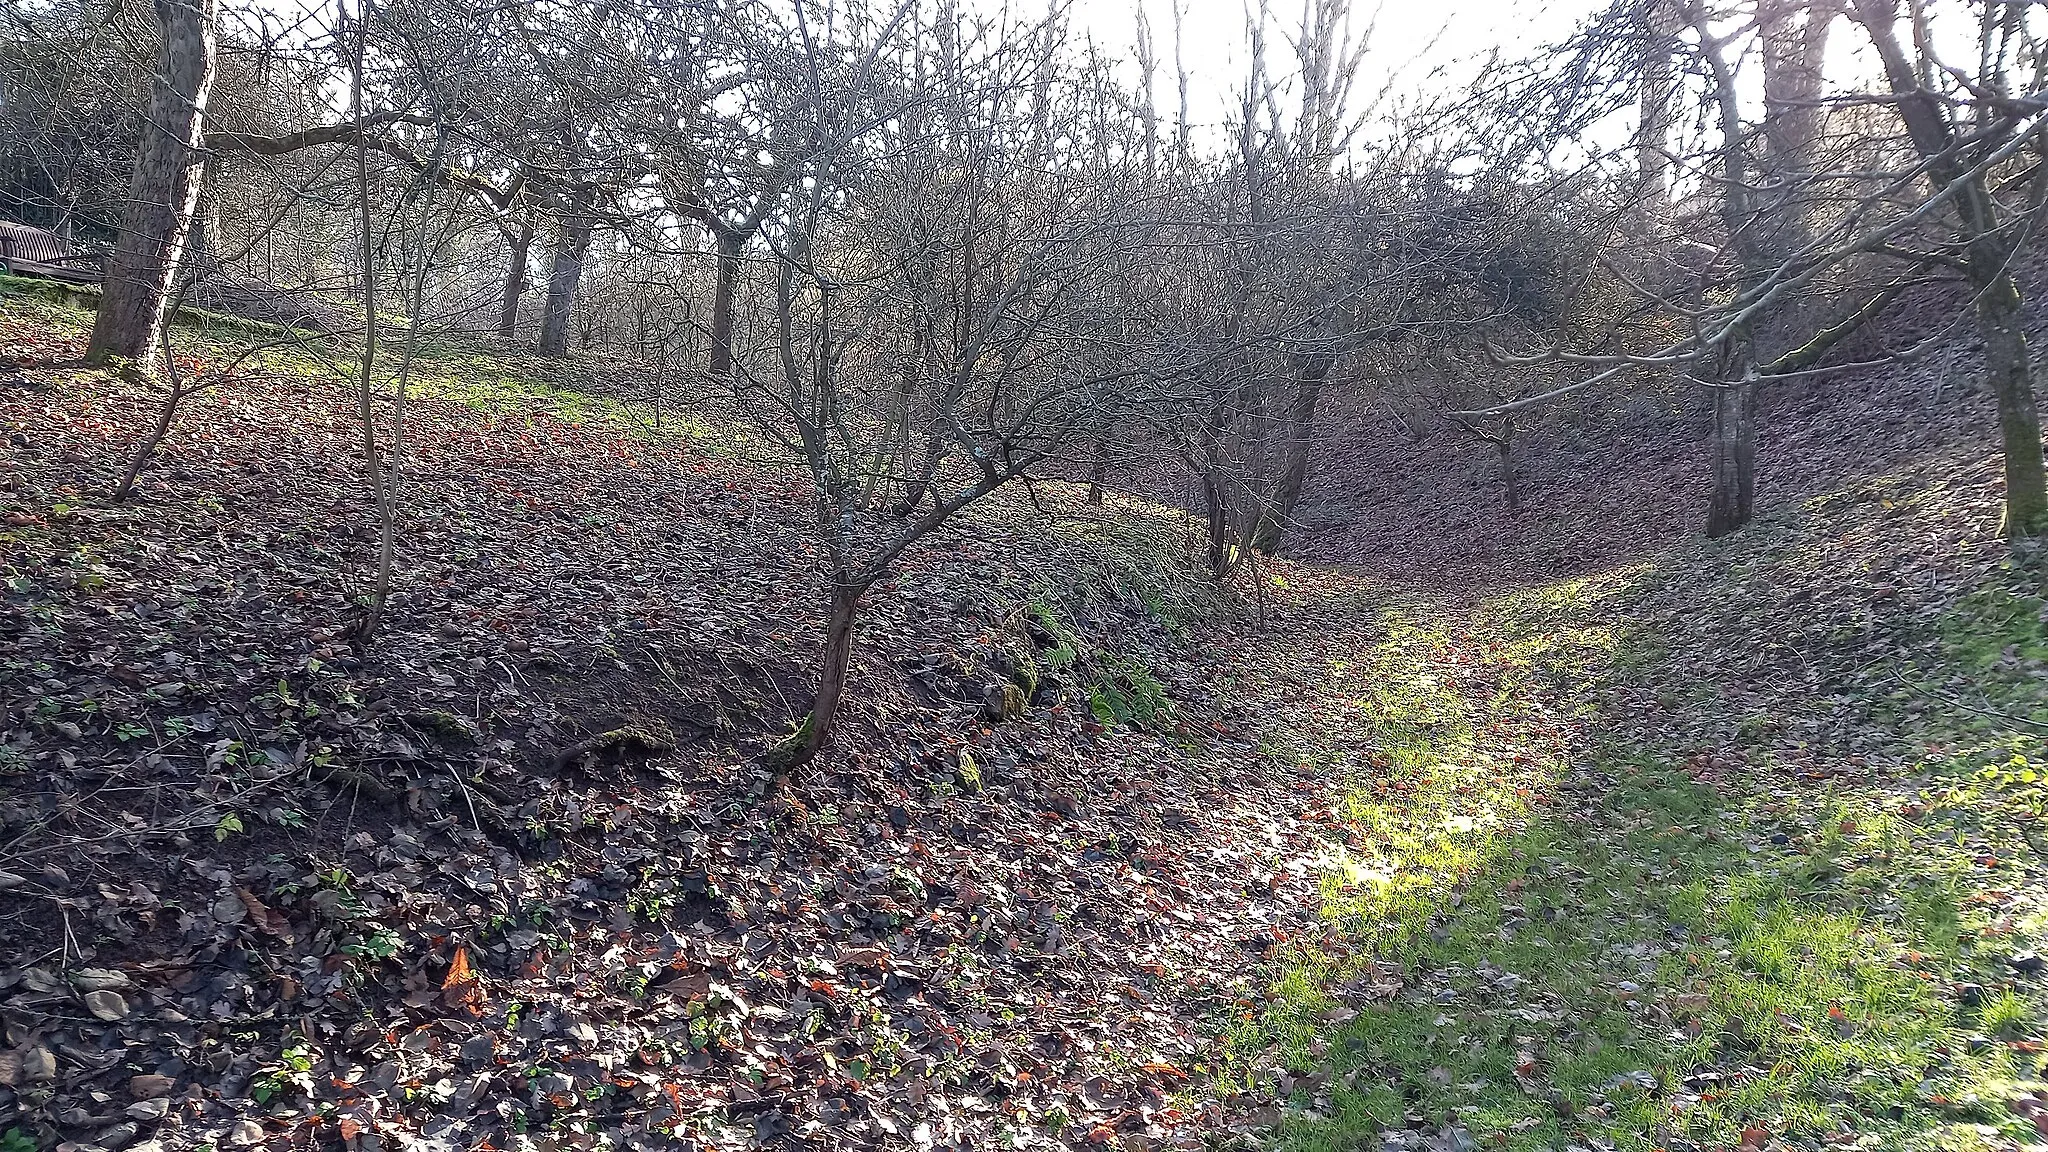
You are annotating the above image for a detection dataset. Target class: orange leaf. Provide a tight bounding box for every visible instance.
[441,946,484,1016]
[444,946,473,989]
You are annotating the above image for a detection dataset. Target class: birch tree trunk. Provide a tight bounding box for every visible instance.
[86,0,217,371]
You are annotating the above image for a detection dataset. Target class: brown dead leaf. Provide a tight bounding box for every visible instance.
[441,945,484,1016]
[237,888,293,941]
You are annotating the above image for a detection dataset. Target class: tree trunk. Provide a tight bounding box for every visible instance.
[85,0,217,371]
[1635,0,1677,218]
[1705,377,1757,539]
[1085,435,1107,505]
[346,8,393,646]
[180,156,221,291]
[1757,0,1837,177]
[1249,351,1333,553]
[708,228,744,378]
[1695,10,1765,542]
[497,214,534,339]
[1754,0,1838,340]
[1976,271,2048,537]
[765,584,865,773]
[887,326,920,505]
[537,207,593,358]
[1201,465,1234,578]
[894,447,940,517]
[113,361,181,501]
[1849,0,2046,535]
[1497,418,1519,516]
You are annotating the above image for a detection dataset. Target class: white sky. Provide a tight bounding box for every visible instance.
[1063,0,1607,130]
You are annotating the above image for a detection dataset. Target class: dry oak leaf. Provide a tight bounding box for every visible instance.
[441,945,485,1016]
[238,887,293,940]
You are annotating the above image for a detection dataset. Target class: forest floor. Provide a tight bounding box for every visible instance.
[4,280,2048,1152]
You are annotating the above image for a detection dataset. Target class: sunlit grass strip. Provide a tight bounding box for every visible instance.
[1237,567,2048,1152]
[1216,578,1622,1096]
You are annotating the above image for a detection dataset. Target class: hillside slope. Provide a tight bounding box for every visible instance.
[1235,287,2048,1152]
[0,293,1376,1152]
[1291,280,2025,589]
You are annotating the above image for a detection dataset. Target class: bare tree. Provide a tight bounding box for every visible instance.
[704,0,1166,772]
[536,178,594,356]
[1698,0,1838,537]
[495,192,534,338]
[1449,0,1946,537]
[1846,0,2048,537]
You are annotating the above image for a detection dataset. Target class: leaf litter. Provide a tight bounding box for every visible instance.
[0,301,1391,1152]
[8,289,2048,1152]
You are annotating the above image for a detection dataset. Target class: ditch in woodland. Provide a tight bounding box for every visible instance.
[1225,524,2048,1151]
[5,290,2048,1152]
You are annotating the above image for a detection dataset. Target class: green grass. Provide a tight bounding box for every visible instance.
[0,287,723,447]
[1228,561,2048,1152]
[0,272,324,342]
[1932,576,2048,737]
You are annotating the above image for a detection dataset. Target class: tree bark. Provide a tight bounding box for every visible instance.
[708,228,744,378]
[1705,375,1758,539]
[1757,1,1837,174]
[1250,350,1333,553]
[889,326,921,506]
[537,202,593,357]
[1497,417,1519,516]
[1755,0,1839,328]
[346,4,394,646]
[894,445,940,517]
[1635,0,1677,218]
[497,214,534,339]
[85,0,217,371]
[1850,0,2048,537]
[1201,464,1234,578]
[114,357,182,502]
[765,584,865,773]
[1695,7,1764,540]
[1976,271,2048,537]
[180,156,221,290]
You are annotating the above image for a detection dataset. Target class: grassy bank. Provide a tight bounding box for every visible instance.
[1227,530,2048,1151]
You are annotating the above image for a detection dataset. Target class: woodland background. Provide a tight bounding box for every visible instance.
[6,1,2048,1151]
